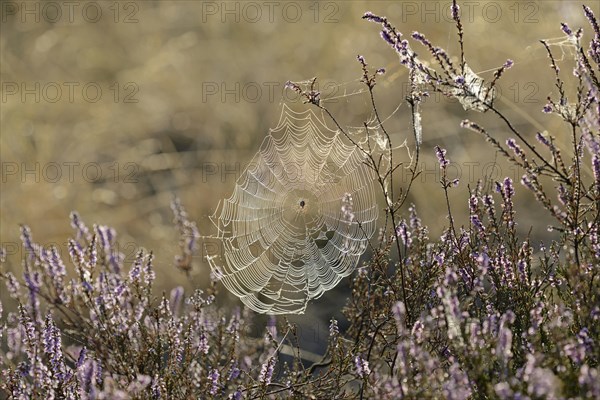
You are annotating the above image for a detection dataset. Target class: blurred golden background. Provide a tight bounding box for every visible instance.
[1,1,597,349]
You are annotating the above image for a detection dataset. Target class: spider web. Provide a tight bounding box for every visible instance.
[207,104,378,314]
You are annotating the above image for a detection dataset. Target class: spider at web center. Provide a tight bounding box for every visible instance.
[295,197,312,215]
[281,190,321,230]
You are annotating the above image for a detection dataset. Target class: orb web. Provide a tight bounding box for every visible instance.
[207,105,378,314]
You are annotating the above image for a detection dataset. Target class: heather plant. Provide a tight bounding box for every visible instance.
[1,2,599,399]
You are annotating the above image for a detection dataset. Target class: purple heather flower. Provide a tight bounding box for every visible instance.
[434,252,445,266]
[517,256,528,283]
[593,154,600,193]
[483,194,495,215]
[591,221,600,257]
[577,328,593,351]
[5,272,20,298]
[380,29,395,46]
[506,138,516,150]
[209,369,220,395]
[468,195,478,214]
[542,104,552,113]
[454,75,466,85]
[527,366,560,398]
[521,174,535,192]
[503,59,514,69]
[259,357,275,385]
[354,355,371,378]
[362,11,386,24]
[579,365,600,398]
[151,375,162,399]
[398,39,409,53]
[76,347,87,368]
[227,308,241,335]
[507,138,526,160]
[70,211,90,242]
[43,313,65,379]
[170,330,184,365]
[591,306,600,321]
[494,382,514,399]
[329,318,339,337]
[408,205,422,230]
[284,80,295,90]
[129,250,143,282]
[206,294,215,305]
[95,224,113,251]
[583,5,600,36]
[411,319,425,343]
[170,286,184,315]
[79,359,95,393]
[48,246,67,278]
[199,331,209,354]
[451,1,460,20]
[82,280,93,293]
[43,314,56,352]
[565,341,586,365]
[20,225,36,260]
[412,31,425,42]
[444,362,472,400]
[141,256,155,287]
[396,220,412,247]
[18,305,36,351]
[460,119,485,134]
[88,235,97,268]
[535,132,552,147]
[24,269,41,309]
[557,184,569,206]
[471,215,484,232]
[503,177,515,199]
[435,146,449,169]
[476,251,489,269]
[560,22,572,35]
[528,302,545,335]
[115,280,127,300]
[497,311,515,362]
[187,223,199,253]
[227,361,240,381]
[68,239,86,269]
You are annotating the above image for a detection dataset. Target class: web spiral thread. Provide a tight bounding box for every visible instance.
[208,105,377,314]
